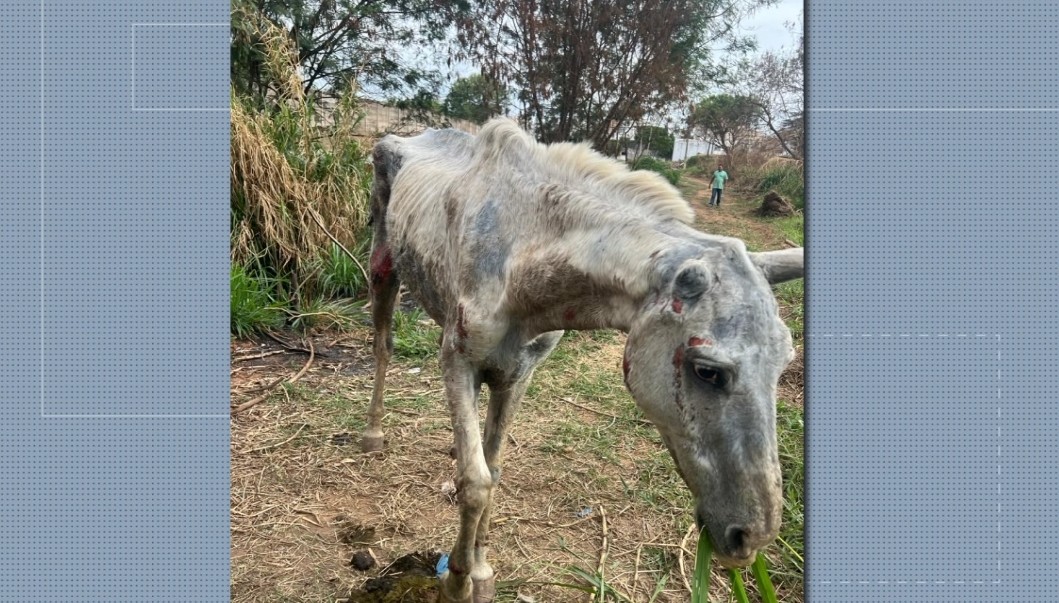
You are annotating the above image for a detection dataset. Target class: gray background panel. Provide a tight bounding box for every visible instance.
[0,0,229,600]
[808,2,1059,601]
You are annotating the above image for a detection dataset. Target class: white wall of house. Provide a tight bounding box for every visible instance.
[672,138,718,162]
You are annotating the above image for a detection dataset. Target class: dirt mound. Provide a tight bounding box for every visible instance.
[757,191,796,217]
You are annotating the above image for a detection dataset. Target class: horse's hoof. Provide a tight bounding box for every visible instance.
[437,570,473,603]
[359,435,384,453]
[472,576,496,603]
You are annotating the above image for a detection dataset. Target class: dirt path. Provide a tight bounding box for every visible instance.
[680,174,794,252]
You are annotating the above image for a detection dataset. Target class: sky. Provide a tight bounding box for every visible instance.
[736,0,803,56]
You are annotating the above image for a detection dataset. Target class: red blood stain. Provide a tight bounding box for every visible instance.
[671,298,683,314]
[563,306,577,322]
[672,345,684,369]
[447,558,466,576]
[687,336,713,347]
[672,345,684,409]
[369,246,393,288]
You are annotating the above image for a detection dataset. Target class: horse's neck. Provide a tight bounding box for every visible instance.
[509,219,702,335]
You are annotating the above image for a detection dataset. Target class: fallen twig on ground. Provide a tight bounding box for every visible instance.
[238,423,308,455]
[232,340,315,414]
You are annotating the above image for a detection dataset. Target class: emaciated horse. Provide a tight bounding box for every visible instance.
[362,119,803,603]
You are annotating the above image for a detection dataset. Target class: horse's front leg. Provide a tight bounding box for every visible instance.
[439,346,493,603]
[469,377,530,603]
[472,333,561,602]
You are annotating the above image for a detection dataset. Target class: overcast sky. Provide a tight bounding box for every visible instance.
[736,0,803,56]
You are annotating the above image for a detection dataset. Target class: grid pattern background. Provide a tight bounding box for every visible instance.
[807,2,1059,600]
[0,1,229,600]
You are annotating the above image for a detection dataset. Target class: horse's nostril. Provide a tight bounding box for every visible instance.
[724,525,751,558]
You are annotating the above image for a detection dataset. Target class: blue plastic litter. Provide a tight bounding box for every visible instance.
[576,506,594,518]
[435,553,449,577]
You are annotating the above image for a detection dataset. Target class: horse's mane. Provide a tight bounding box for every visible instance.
[473,118,694,225]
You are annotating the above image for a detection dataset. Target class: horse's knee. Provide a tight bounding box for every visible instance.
[458,475,493,510]
[373,331,394,356]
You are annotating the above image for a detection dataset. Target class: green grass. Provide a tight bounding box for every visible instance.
[288,296,362,331]
[692,528,713,603]
[231,264,285,337]
[775,280,804,341]
[755,164,804,210]
[392,308,441,360]
[769,215,804,246]
[317,241,368,299]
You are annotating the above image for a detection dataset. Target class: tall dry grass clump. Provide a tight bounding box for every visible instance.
[230,2,372,331]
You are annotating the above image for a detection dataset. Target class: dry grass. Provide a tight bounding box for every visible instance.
[230,98,370,273]
[230,7,371,309]
[231,327,803,603]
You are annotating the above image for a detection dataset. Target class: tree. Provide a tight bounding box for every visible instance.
[444,75,508,124]
[742,36,803,159]
[687,94,761,159]
[391,89,449,128]
[632,125,675,160]
[453,0,768,149]
[231,0,468,103]
[779,110,803,159]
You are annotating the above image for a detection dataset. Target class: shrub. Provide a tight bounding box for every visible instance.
[755,163,804,210]
[229,6,373,333]
[230,264,284,337]
[630,156,681,186]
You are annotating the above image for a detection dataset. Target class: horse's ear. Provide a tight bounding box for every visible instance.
[749,248,804,284]
[673,261,712,303]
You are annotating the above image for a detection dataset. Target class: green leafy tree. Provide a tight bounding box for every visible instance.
[444,75,508,124]
[687,94,761,158]
[231,0,468,103]
[391,89,449,127]
[633,125,675,159]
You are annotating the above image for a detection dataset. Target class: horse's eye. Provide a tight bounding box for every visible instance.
[693,366,726,388]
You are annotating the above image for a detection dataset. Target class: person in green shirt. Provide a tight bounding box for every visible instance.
[709,164,729,206]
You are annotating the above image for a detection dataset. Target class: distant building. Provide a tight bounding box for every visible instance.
[672,138,720,162]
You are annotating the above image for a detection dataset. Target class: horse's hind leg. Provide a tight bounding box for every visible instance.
[361,242,399,453]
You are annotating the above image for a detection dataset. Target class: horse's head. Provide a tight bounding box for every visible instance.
[624,243,802,566]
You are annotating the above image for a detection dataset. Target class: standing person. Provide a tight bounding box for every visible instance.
[709,164,729,206]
